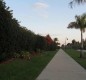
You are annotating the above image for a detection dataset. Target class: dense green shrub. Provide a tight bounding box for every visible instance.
[0,53,6,61]
[13,53,20,58]
[20,51,31,60]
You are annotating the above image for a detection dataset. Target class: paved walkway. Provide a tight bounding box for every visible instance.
[36,49,86,80]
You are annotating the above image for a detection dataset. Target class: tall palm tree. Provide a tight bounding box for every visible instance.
[67,13,86,58]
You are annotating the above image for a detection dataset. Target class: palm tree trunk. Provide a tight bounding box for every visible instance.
[80,30,83,58]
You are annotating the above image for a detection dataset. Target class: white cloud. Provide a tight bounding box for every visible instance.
[33,2,49,19]
[33,2,49,9]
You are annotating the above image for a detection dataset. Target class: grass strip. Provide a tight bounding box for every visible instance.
[65,49,86,69]
[0,51,57,80]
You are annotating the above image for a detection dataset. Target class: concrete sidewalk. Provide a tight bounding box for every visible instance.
[36,49,86,80]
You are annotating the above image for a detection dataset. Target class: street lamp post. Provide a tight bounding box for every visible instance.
[65,37,68,49]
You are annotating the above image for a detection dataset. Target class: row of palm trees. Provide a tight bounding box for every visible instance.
[67,0,86,58]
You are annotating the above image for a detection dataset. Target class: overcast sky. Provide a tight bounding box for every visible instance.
[4,0,86,45]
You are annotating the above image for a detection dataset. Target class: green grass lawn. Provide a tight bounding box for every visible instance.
[0,51,57,80]
[65,49,86,69]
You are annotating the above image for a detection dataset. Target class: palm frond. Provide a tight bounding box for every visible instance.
[74,0,86,4]
[67,22,79,29]
[70,0,86,8]
[69,1,73,8]
[75,15,82,26]
[67,13,86,32]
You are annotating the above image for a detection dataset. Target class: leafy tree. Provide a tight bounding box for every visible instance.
[0,0,14,60]
[72,39,76,45]
[0,0,36,61]
[67,13,86,58]
[54,38,58,42]
[45,35,53,45]
[45,35,59,50]
[34,35,47,52]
